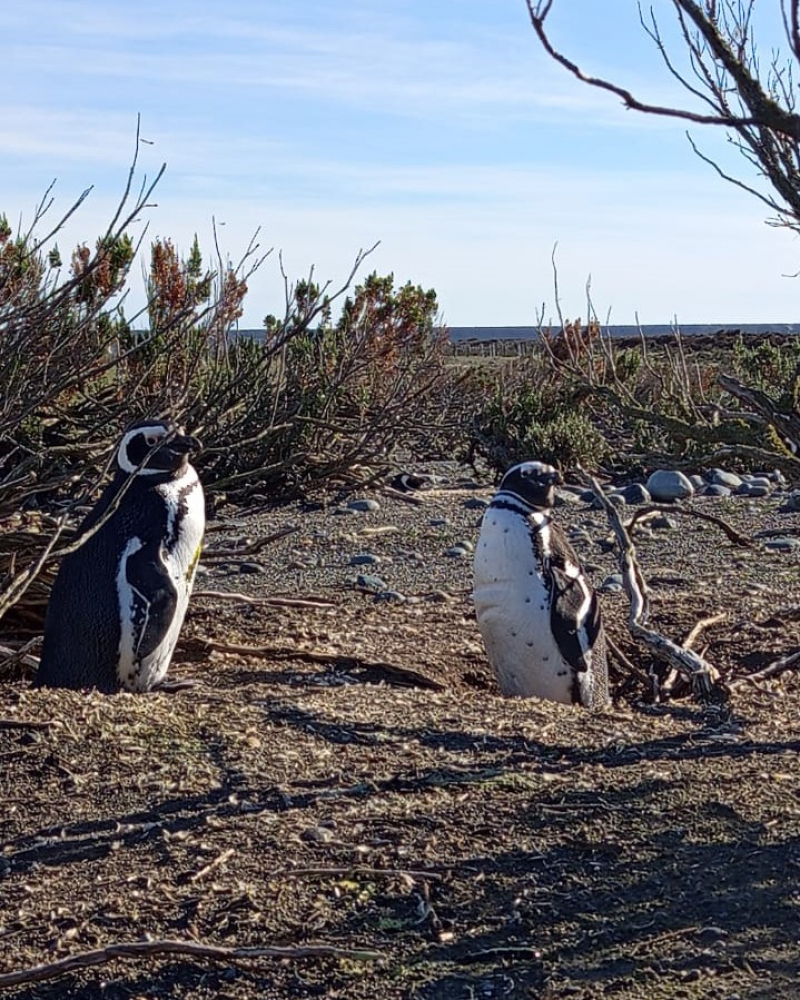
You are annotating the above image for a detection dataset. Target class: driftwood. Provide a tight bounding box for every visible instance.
[200,525,300,563]
[730,647,800,689]
[193,590,336,609]
[0,938,382,990]
[625,506,753,548]
[589,476,722,701]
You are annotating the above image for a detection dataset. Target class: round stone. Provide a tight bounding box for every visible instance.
[610,483,652,505]
[348,553,381,566]
[645,469,694,501]
[708,468,743,490]
[347,498,381,513]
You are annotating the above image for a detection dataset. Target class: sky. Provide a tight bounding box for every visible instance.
[2,0,798,329]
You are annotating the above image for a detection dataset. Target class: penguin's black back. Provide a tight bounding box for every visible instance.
[36,474,174,692]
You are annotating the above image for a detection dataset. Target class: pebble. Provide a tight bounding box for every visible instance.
[374,590,407,603]
[554,489,583,506]
[764,537,800,552]
[736,481,771,498]
[444,545,470,558]
[609,483,651,505]
[301,825,335,843]
[347,498,381,513]
[599,573,624,593]
[348,553,382,566]
[650,514,678,531]
[464,497,490,510]
[646,469,694,501]
[238,561,265,574]
[702,484,731,498]
[429,517,449,527]
[593,492,627,510]
[708,468,743,490]
[355,573,388,591]
[689,474,706,491]
[780,490,800,512]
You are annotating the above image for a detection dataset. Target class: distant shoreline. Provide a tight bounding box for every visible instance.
[235,323,799,344]
[445,323,799,342]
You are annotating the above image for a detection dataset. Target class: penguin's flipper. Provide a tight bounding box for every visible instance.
[125,543,178,660]
[548,557,603,671]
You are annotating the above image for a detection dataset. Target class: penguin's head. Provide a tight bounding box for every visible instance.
[498,460,561,510]
[116,420,201,478]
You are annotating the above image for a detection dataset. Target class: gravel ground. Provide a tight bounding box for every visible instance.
[2,470,800,998]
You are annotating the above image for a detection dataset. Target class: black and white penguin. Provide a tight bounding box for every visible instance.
[473,460,609,709]
[36,420,205,693]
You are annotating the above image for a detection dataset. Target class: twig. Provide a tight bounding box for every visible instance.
[0,938,382,989]
[380,486,426,506]
[188,847,235,883]
[0,639,41,671]
[605,635,650,685]
[730,647,800,688]
[271,865,442,882]
[683,612,727,650]
[201,526,300,563]
[625,505,753,548]
[193,591,336,609]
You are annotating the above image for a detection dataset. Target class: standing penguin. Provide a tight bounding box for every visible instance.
[36,420,205,693]
[473,461,609,709]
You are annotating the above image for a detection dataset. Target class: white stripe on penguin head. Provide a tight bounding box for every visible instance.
[116,424,170,476]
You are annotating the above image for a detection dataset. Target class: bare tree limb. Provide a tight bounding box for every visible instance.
[0,938,382,990]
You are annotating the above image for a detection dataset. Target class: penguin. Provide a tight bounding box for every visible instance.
[473,460,609,709]
[35,420,205,693]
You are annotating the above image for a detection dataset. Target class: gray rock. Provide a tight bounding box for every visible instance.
[708,468,743,490]
[553,489,583,507]
[779,490,800,512]
[599,573,624,593]
[650,514,678,531]
[444,545,470,558]
[591,491,627,510]
[374,590,406,603]
[428,517,449,527]
[347,498,381,513]
[764,537,800,552]
[610,483,651,505]
[736,481,771,498]
[689,474,706,491]
[464,497,490,510]
[301,825,335,843]
[645,469,694,501]
[702,484,731,498]
[349,553,381,566]
[355,573,387,591]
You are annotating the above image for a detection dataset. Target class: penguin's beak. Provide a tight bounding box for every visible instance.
[544,470,562,486]
[167,432,202,455]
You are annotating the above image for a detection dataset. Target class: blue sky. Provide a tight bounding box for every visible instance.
[2,0,797,328]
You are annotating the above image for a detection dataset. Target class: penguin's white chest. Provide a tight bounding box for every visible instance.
[116,466,205,692]
[473,506,575,702]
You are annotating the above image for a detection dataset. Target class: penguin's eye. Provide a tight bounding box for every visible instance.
[145,435,159,447]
